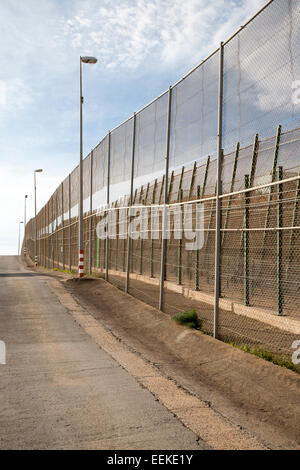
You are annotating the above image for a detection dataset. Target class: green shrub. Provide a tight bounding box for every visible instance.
[172,309,202,330]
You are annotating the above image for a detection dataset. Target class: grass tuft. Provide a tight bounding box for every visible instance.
[172,309,202,330]
[229,342,300,374]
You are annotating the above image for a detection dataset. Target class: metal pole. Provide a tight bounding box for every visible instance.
[125,114,136,293]
[105,131,111,281]
[55,192,58,268]
[244,175,250,306]
[159,86,172,311]
[18,222,23,256]
[47,201,50,268]
[24,195,27,256]
[61,182,64,270]
[68,174,71,271]
[89,150,93,274]
[277,166,283,315]
[78,57,84,277]
[34,172,37,266]
[213,42,224,339]
[195,185,201,291]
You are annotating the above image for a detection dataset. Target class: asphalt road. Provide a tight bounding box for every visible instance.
[0,256,204,450]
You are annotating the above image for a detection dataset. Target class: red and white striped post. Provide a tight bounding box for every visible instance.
[34,255,38,267]
[78,250,84,278]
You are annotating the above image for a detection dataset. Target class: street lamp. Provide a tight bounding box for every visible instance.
[18,221,24,256]
[24,195,28,256]
[34,169,43,266]
[78,55,97,278]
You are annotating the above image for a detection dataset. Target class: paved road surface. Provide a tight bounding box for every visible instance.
[0,256,204,450]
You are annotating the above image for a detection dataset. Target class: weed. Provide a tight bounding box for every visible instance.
[172,309,202,330]
[229,342,300,374]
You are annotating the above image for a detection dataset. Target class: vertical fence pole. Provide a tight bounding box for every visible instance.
[68,174,71,272]
[277,166,283,315]
[138,185,145,275]
[47,201,50,268]
[122,200,126,272]
[287,165,300,274]
[262,125,282,258]
[44,206,46,267]
[115,202,119,271]
[52,197,54,268]
[250,133,259,187]
[89,150,93,274]
[239,134,259,252]
[177,168,184,285]
[105,132,111,282]
[125,114,136,293]
[159,86,172,311]
[61,182,65,270]
[213,42,224,339]
[56,192,58,268]
[189,162,197,199]
[150,179,158,278]
[177,188,183,285]
[222,142,239,246]
[244,175,250,306]
[195,185,201,291]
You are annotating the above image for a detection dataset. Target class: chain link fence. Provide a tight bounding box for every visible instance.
[24,0,300,365]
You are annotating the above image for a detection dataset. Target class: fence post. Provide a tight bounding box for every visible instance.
[189,162,197,199]
[51,197,54,268]
[222,142,239,246]
[89,150,93,274]
[244,175,250,306]
[68,174,72,271]
[105,132,111,282]
[195,185,201,291]
[150,179,158,278]
[56,192,59,268]
[61,182,65,270]
[159,86,172,311]
[261,125,282,258]
[176,167,185,285]
[213,42,224,339]
[277,166,283,315]
[287,165,300,274]
[177,189,183,285]
[239,134,259,253]
[125,114,136,293]
[47,201,50,268]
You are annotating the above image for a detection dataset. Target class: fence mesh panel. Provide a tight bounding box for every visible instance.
[24,0,300,369]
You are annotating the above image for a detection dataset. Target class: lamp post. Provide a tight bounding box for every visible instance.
[18,221,24,256]
[24,195,28,256]
[34,169,43,266]
[78,55,97,278]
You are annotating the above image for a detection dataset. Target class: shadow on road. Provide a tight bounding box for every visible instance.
[0,273,43,278]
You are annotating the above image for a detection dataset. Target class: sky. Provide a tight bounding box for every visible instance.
[0,0,266,255]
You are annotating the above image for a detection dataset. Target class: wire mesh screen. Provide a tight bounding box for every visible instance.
[24,0,300,369]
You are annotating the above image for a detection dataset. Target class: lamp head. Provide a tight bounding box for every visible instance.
[81,56,97,64]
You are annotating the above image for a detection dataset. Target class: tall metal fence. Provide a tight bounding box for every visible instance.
[24,0,300,362]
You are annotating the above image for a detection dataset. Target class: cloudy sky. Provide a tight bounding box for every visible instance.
[0,0,266,254]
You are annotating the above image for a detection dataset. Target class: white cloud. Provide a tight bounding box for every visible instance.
[62,0,266,72]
